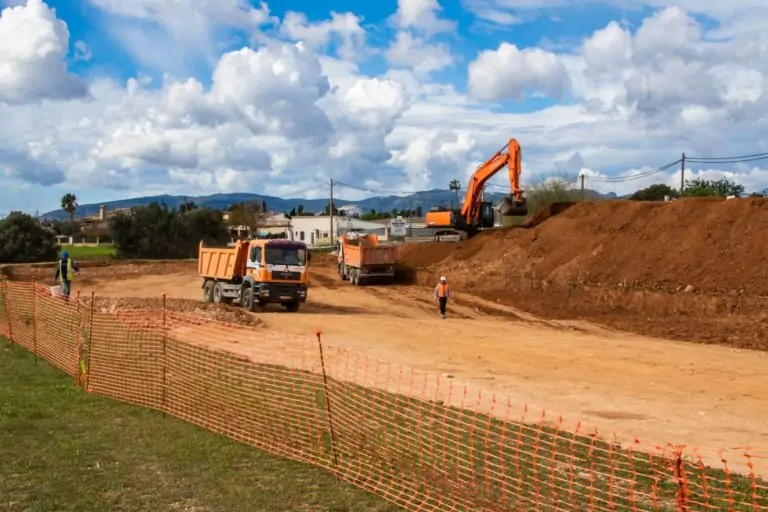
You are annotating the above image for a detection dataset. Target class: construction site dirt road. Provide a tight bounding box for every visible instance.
[11,258,762,463]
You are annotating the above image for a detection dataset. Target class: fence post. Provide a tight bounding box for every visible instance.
[85,292,95,391]
[161,293,167,416]
[674,447,689,512]
[0,279,13,344]
[75,290,83,386]
[315,331,340,480]
[32,278,38,363]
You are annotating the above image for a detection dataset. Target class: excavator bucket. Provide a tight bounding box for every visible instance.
[498,196,528,216]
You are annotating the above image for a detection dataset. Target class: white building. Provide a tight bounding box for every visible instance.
[289,215,386,247]
[337,204,363,217]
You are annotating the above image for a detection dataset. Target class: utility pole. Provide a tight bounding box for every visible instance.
[680,153,686,197]
[580,173,585,200]
[329,178,334,245]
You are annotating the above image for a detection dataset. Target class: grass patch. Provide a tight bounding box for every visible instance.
[0,338,400,512]
[59,245,117,260]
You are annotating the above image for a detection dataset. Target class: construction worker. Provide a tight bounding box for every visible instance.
[54,250,81,299]
[433,275,452,319]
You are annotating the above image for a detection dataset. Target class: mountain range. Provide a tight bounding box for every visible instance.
[41,188,617,220]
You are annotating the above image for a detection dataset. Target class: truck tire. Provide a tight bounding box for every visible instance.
[213,282,224,304]
[241,285,256,312]
[202,280,214,303]
[283,300,300,312]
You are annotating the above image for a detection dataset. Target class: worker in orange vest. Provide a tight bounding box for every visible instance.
[433,275,452,319]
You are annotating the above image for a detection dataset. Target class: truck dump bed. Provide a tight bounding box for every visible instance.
[199,240,247,279]
[341,234,397,268]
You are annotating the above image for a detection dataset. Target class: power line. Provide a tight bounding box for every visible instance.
[686,151,768,162]
[687,154,768,164]
[587,159,681,182]
[333,180,407,196]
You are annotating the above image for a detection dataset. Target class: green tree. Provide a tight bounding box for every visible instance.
[60,193,78,237]
[110,203,229,259]
[179,200,197,213]
[0,212,59,263]
[630,184,680,201]
[449,179,461,207]
[683,178,744,198]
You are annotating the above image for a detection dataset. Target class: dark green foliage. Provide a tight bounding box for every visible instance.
[630,183,680,201]
[0,211,59,263]
[683,177,745,197]
[109,203,230,259]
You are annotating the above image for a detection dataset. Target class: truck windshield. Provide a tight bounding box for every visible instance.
[265,246,306,266]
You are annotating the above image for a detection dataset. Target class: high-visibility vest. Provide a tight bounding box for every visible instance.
[58,259,74,282]
[436,282,450,297]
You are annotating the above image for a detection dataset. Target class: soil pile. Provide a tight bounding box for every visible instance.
[403,198,768,295]
[399,198,768,348]
[89,297,263,327]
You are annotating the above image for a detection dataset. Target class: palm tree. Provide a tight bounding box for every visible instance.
[449,179,461,208]
[60,193,78,237]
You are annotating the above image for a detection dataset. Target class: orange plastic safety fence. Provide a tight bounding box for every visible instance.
[2,280,768,512]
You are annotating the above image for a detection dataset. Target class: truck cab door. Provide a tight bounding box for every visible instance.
[247,247,262,278]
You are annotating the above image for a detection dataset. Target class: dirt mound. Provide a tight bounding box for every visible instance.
[406,197,768,294]
[398,198,768,347]
[309,251,337,268]
[521,201,577,228]
[4,260,197,283]
[87,297,262,327]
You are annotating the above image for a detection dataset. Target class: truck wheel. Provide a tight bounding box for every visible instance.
[202,280,214,303]
[213,283,224,304]
[241,285,256,312]
[283,301,300,312]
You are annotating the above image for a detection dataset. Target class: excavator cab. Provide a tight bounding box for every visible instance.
[498,196,528,216]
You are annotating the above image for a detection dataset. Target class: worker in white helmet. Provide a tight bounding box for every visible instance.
[433,275,452,319]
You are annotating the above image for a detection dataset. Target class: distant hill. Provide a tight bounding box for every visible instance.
[41,188,616,220]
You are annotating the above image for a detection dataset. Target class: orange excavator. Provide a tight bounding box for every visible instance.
[424,138,528,239]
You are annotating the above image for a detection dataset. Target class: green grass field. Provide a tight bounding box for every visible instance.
[59,245,117,260]
[0,338,399,512]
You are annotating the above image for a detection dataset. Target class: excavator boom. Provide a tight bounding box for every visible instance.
[459,138,527,224]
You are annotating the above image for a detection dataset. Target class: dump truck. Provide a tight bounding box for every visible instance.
[336,232,397,286]
[198,238,309,312]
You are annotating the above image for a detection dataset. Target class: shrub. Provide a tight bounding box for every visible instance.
[0,212,59,263]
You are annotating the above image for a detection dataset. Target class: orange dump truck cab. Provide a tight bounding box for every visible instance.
[336,232,397,286]
[198,238,309,312]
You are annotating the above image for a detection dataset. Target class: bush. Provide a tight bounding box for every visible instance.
[526,179,582,213]
[0,212,60,263]
[110,203,230,259]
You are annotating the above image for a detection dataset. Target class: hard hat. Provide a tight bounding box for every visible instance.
[61,250,69,258]
[440,276,446,282]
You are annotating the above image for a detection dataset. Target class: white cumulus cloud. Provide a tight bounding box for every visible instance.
[1,0,768,214]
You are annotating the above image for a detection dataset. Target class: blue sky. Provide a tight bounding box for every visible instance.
[0,0,766,215]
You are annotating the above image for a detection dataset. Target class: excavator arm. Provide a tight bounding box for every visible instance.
[459,138,527,224]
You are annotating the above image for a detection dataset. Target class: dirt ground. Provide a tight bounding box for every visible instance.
[13,258,766,465]
[7,199,768,468]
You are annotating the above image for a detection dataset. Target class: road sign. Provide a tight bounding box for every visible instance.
[389,216,407,237]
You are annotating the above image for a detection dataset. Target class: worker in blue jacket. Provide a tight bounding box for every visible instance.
[54,250,81,298]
